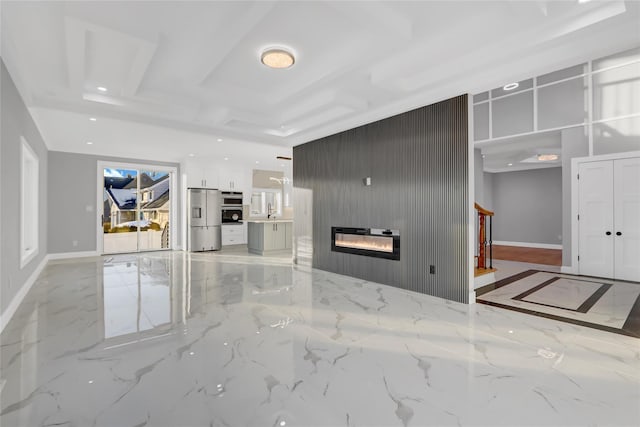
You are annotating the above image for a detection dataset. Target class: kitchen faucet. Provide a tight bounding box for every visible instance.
[267,203,274,219]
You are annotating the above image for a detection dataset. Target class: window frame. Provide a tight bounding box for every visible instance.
[20,137,39,268]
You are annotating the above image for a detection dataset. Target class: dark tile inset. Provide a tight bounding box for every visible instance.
[477,270,640,339]
[475,269,538,296]
[511,278,612,314]
[621,293,640,337]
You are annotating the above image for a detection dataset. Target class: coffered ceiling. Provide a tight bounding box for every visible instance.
[1,1,639,162]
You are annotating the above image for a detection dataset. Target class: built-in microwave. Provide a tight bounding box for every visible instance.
[221,207,243,223]
[221,191,243,206]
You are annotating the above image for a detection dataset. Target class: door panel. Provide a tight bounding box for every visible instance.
[103,168,139,254]
[614,158,640,281]
[139,170,171,251]
[206,190,221,227]
[578,161,614,278]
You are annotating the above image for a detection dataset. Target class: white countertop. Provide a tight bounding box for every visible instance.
[246,219,293,223]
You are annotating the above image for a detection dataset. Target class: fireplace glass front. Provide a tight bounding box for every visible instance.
[331,227,400,260]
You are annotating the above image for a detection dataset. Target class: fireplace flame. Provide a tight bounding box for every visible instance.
[335,234,393,253]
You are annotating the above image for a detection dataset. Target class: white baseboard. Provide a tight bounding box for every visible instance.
[468,291,477,304]
[0,254,49,334]
[474,272,496,289]
[493,240,563,250]
[561,265,576,274]
[48,251,100,260]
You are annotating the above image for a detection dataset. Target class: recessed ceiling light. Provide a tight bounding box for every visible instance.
[188,153,195,157]
[86,141,93,145]
[507,163,513,166]
[503,82,519,91]
[261,48,295,69]
[217,138,223,142]
[578,0,592,3]
[89,117,97,122]
[537,154,559,161]
[255,161,260,164]
[224,157,229,161]
[97,86,108,92]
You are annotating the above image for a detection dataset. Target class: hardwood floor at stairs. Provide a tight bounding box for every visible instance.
[492,245,562,266]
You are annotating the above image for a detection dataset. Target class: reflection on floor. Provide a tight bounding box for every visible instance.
[1,251,639,426]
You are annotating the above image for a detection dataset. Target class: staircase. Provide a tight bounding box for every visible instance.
[474,203,496,288]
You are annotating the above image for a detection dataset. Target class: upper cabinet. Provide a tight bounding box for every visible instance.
[184,159,219,189]
[217,165,245,192]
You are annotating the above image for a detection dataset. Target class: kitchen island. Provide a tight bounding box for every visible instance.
[247,219,293,255]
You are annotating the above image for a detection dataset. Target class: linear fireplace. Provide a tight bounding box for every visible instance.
[331,227,400,260]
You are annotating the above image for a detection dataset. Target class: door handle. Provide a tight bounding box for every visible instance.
[606,231,611,236]
[616,231,622,236]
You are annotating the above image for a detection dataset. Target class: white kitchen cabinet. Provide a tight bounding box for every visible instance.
[185,160,219,188]
[247,221,292,255]
[218,165,244,191]
[221,224,246,246]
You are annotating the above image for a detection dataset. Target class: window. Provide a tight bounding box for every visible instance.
[250,189,282,217]
[21,138,39,268]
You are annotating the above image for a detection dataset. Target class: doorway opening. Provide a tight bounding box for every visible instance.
[99,162,176,254]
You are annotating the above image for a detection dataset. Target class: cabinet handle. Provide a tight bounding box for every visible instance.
[616,231,622,236]
[606,231,611,236]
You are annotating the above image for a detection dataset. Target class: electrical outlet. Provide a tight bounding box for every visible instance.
[429,265,435,274]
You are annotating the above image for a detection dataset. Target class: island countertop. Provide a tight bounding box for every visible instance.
[246,219,293,224]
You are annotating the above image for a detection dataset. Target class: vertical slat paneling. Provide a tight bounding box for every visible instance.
[293,95,469,303]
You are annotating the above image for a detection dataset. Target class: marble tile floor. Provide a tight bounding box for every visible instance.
[1,251,639,427]
[477,270,640,338]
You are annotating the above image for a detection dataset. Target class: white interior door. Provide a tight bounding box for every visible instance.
[614,158,640,282]
[578,160,614,278]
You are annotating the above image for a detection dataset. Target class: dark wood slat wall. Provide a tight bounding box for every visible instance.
[293,95,469,303]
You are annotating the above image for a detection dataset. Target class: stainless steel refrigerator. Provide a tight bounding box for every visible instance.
[188,188,222,251]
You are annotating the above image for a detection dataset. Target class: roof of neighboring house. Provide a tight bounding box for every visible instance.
[106,175,171,211]
[104,176,134,189]
[106,188,138,210]
[124,173,157,189]
[143,189,169,209]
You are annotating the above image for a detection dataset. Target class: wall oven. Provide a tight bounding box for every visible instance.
[221,207,243,223]
[221,191,243,206]
[221,192,243,224]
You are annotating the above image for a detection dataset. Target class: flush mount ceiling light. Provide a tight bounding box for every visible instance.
[97,86,108,92]
[538,154,559,161]
[261,48,295,69]
[503,82,519,91]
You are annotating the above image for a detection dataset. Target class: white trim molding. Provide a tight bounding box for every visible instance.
[0,255,48,334]
[493,240,562,250]
[48,251,100,261]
